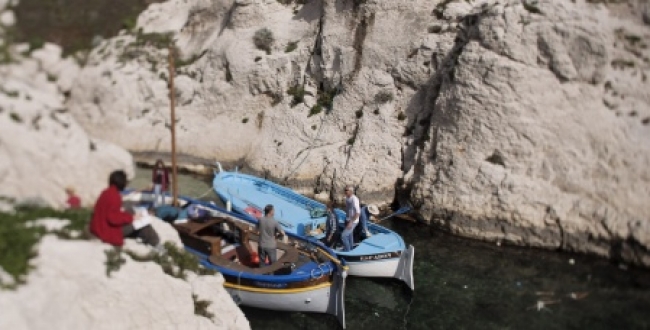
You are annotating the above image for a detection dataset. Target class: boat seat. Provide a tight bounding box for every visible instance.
[208,241,300,275]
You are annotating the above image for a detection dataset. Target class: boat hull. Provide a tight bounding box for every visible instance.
[340,244,415,290]
[225,270,346,328]
[212,168,415,290]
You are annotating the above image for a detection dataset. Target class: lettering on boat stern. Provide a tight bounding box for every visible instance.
[252,281,288,289]
[345,251,401,262]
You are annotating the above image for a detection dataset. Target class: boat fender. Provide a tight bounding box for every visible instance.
[226,200,232,212]
[250,252,259,264]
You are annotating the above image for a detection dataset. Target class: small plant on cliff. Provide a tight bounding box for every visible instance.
[374,91,394,104]
[285,41,298,53]
[522,0,542,14]
[104,248,126,277]
[315,88,336,111]
[10,113,23,123]
[253,28,275,54]
[308,104,323,117]
[193,294,214,320]
[287,85,306,107]
[124,242,215,280]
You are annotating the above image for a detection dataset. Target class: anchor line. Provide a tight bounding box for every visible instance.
[402,294,414,330]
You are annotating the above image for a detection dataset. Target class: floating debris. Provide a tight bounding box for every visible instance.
[568,292,589,300]
[569,258,575,265]
[529,299,561,312]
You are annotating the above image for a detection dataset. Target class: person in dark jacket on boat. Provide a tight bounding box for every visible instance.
[151,159,170,206]
[90,170,160,247]
[257,204,285,267]
[322,201,340,248]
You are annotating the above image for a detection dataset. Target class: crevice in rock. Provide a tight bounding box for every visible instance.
[485,150,506,166]
[351,12,375,78]
[402,8,491,202]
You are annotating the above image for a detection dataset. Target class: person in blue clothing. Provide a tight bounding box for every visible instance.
[358,204,379,239]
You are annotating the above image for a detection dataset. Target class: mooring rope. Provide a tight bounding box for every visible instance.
[193,187,214,199]
[402,294,414,330]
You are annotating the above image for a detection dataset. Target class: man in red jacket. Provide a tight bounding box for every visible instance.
[90,170,160,247]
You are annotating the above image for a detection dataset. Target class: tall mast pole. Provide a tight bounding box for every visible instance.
[168,45,178,207]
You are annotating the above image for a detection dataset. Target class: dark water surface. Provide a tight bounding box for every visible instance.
[133,168,650,330]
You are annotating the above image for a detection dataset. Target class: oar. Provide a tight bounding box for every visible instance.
[375,206,411,222]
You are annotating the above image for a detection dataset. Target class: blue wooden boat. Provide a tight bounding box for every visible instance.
[123,191,347,328]
[211,163,414,290]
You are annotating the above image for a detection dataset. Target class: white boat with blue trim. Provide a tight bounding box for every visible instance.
[123,191,348,328]
[211,163,415,290]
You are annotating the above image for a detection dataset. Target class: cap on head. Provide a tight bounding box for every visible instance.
[367,204,379,215]
[264,204,274,215]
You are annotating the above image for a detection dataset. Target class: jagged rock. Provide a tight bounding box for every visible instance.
[410,0,650,266]
[0,234,249,330]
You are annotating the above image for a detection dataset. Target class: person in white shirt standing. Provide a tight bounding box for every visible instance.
[341,185,360,251]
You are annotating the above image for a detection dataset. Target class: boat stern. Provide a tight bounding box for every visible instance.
[395,245,415,291]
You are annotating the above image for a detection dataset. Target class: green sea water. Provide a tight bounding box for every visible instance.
[132,168,650,330]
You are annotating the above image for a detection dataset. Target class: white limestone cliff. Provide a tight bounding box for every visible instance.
[65,0,650,265]
[0,1,133,208]
[0,219,250,330]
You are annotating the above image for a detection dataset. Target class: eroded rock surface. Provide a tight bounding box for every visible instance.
[0,2,134,208]
[0,222,249,330]
[66,0,650,265]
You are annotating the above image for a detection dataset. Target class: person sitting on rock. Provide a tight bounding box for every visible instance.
[90,170,160,247]
[65,186,81,209]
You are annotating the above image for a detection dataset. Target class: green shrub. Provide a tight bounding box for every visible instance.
[193,294,214,320]
[355,109,363,118]
[9,113,22,123]
[104,248,126,277]
[287,85,306,106]
[0,206,93,287]
[308,104,322,117]
[285,41,298,53]
[125,242,215,280]
[522,1,542,14]
[253,28,274,54]
[397,111,406,121]
[316,89,336,110]
[375,91,394,104]
[242,118,249,124]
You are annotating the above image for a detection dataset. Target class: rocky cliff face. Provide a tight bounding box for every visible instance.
[0,2,134,208]
[66,0,650,265]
